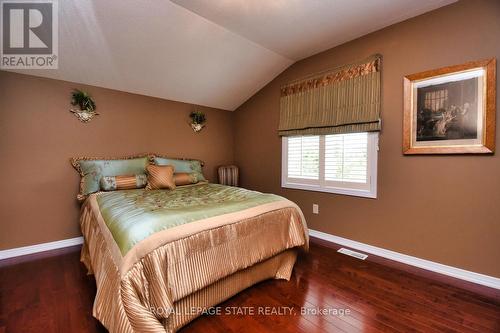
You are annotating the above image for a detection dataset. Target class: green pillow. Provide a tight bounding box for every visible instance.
[153,157,206,182]
[72,156,149,199]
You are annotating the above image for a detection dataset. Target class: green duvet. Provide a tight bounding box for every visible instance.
[96,183,282,255]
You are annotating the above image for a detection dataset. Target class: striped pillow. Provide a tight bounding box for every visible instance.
[100,174,147,191]
[173,172,199,186]
[146,165,176,190]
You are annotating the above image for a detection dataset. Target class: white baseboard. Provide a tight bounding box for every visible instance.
[309,229,500,290]
[0,237,83,260]
[2,231,499,290]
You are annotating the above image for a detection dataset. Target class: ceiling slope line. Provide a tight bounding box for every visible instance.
[169,0,295,62]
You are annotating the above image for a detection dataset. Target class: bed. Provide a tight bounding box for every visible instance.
[79,182,308,333]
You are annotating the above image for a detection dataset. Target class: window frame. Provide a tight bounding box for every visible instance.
[281,132,379,198]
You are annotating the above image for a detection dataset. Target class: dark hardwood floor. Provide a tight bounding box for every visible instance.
[1,242,499,333]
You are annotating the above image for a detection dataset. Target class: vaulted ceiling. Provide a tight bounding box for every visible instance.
[10,0,455,110]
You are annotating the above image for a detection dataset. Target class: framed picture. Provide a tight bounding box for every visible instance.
[403,58,496,154]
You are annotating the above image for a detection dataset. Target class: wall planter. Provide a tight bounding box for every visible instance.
[70,89,98,123]
[189,110,206,132]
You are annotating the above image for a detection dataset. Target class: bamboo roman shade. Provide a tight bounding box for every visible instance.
[279,54,382,136]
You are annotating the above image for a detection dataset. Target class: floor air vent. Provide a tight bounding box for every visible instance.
[337,248,368,260]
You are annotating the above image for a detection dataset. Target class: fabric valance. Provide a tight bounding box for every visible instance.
[278,54,382,136]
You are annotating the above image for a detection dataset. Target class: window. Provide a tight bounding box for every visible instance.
[424,89,448,111]
[282,132,378,198]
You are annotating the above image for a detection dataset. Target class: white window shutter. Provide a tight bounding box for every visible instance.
[282,132,378,198]
[325,133,368,183]
[287,136,320,179]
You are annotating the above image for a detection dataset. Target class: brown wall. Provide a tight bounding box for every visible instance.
[1,0,499,278]
[233,0,500,277]
[0,71,234,250]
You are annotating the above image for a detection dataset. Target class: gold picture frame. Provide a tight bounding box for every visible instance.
[403,58,496,154]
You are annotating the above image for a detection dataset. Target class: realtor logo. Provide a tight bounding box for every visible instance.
[1,0,58,69]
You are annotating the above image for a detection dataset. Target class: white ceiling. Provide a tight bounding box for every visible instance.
[10,0,455,110]
[172,0,456,61]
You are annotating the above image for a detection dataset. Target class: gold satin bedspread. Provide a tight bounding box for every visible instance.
[79,185,308,332]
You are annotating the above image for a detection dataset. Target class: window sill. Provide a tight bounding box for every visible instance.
[282,182,377,199]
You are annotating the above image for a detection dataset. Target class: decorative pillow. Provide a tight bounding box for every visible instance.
[71,155,150,200]
[152,156,206,182]
[100,174,148,191]
[173,172,199,186]
[146,164,176,190]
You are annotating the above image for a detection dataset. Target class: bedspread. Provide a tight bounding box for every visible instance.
[80,183,308,332]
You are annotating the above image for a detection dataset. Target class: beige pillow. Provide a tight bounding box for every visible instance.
[173,172,200,186]
[146,165,176,190]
